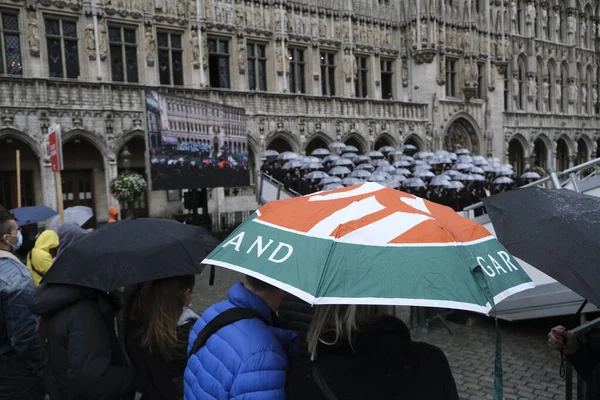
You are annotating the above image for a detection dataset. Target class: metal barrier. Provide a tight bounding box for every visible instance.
[256,172,302,204]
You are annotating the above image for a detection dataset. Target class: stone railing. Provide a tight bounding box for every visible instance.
[0,76,428,122]
[0,76,145,112]
[503,111,600,131]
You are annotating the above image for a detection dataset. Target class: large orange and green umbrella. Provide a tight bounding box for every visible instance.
[204,182,534,313]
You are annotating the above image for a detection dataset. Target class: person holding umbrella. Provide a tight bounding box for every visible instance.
[0,207,45,400]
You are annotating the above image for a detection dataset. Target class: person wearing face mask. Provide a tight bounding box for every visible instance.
[0,206,45,400]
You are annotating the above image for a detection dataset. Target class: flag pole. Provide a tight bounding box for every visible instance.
[15,149,21,208]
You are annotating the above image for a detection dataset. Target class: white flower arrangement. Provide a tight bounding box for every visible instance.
[110,173,148,202]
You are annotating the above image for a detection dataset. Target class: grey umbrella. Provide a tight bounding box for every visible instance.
[329,166,352,176]
[262,149,279,158]
[311,148,331,157]
[403,178,426,188]
[446,181,465,190]
[278,151,299,161]
[342,177,364,186]
[400,144,417,152]
[355,155,371,164]
[378,146,396,154]
[333,158,354,167]
[305,171,329,180]
[368,151,385,159]
[323,154,341,163]
[341,152,358,160]
[301,162,324,170]
[350,169,371,179]
[282,160,304,169]
[356,163,375,172]
[323,183,345,191]
[320,176,342,185]
[492,176,514,185]
[521,171,542,180]
[343,145,359,153]
[484,187,600,307]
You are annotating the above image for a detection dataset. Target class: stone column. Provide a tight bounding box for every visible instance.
[105,157,119,209]
[41,163,57,211]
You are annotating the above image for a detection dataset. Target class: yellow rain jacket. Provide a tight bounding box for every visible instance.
[27,230,59,286]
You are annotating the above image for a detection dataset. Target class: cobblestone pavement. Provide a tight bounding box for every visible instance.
[192,269,578,400]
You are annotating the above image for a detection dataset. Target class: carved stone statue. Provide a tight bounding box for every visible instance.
[464,62,473,86]
[177,0,185,17]
[554,12,560,35]
[410,24,417,47]
[343,50,354,82]
[311,15,318,37]
[98,22,107,60]
[510,1,518,32]
[567,15,576,34]
[301,13,309,36]
[235,3,245,26]
[582,85,588,105]
[462,30,470,52]
[526,3,536,25]
[145,26,155,67]
[245,4,253,27]
[189,0,197,18]
[85,23,96,53]
[593,85,598,104]
[402,60,408,86]
[556,80,562,102]
[568,81,578,103]
[580,20,586,41]
[513,74,519,98]
[319,15,327,38]
[264,4,272,30]
[191,29,200,68]
[27,11,40,56]
[205,0,214,21]
[386,29,392,47]
[285,9,292,34]
[421,21,428,43]
[542,8,548,30]
[543,80,550,100]
[238,42,246,73]
[527,76,537,97]
[275,44,283,75]
[597,22,600,38]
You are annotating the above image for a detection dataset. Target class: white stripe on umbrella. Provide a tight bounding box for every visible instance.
[336,212,432,246]
[202,258,536,314]
[307,196,386,237]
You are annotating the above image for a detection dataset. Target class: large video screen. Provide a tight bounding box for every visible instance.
[145,91,250,190]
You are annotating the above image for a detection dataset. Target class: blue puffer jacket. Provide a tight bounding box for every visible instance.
[184,282,297,400]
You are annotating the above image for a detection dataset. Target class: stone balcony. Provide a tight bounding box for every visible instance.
[503,111,600,132]
[0,76,428,123]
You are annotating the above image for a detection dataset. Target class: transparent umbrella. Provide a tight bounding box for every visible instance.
[282,160,304,169]
[495,167,514,176]
[355,155,371,164]
[455,148,470,155]
[350,169,371,179]
[493,177,514,185]
[469,166,485,174]
[323,154,341,163]
[329,166,352,176]
[301,162,324,170]
[311,148,331,157]
[320,176,342,186]
[368,151,385,159]
[403,178,427,188]
[521,171,541,180]
[323,183,345,191]
[452,162,473,171]
[394,168,412,176]
[373,159,391,167]
[278,151,299,161]
[356,163,375,172]
[413,170,435,179]
[446,181,465,190]
[368,171,391,182]
[377,165,396,173]
[343,145,359,153]
[329,142,346,151]
[393,160,413,168]
[47,206,93,232]
[400,144,417,152]
[304,156,321,163]
[378,146,396,154]
[390,174,407,183]
[342,177,364,186]
[341,153,358,160]
[262,149,279,158]
[333,158,354,167]
[305,171,329,180]
[382,180,401,189]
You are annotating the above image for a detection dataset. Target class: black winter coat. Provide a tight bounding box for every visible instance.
[286,316,459,400]
[29,284,134,400]
[278,294,314,359]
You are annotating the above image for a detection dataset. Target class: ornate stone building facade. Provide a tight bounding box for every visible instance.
[0,0,597,222]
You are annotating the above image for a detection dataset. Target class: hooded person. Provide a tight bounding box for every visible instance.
[26,229,59,286]
[56,223,87,257]
[108,207,120,223]
[29,284,135,400]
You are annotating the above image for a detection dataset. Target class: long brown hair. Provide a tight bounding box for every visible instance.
[131,275,195,362]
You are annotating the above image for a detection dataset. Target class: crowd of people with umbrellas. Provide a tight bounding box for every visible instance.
[261,142,543,213]
[2,162,600,399]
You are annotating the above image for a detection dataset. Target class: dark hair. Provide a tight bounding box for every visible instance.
[130,275,195,362]
[0,206,15,236]
[245,275,279,292]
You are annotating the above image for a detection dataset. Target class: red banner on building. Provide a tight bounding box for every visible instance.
[48,124,64,172]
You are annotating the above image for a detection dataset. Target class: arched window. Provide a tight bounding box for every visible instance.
[517,0,524,34]
[584,6,593,48]
[517,55,527,110]
[536,58,544,111]
[548,59,556,112]
[560,61,568,112]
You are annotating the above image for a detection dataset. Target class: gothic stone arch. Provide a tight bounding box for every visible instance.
[266,130,301,153]
[374,132,399,151]
[443,115,482,154]
[342,132,369,154]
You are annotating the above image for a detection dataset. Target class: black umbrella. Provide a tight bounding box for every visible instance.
[483,187,600,307]
[43,218,220,292]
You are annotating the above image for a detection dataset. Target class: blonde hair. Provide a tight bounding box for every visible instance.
[306,305,393,360]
